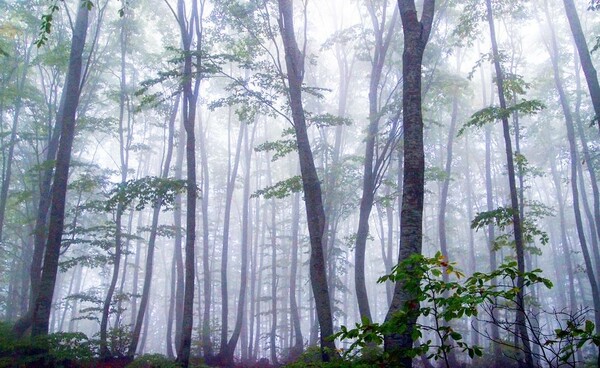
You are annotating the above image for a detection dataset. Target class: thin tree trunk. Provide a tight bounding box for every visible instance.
[199,92,212,360]
[100,12,132,355]
[223,122,255,365]
[355,2,398,323]
[218,116,244,364]
[289,192,303,359]
[0,42,32,242]
[128,95,178,356]
[546,13,600,362]
[485,1,533,365]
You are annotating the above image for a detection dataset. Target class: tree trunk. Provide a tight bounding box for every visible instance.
[218,116,244,364]
[562,0,600,131]
[485,1,533,366]
[0,41,32,242]
[100,13,133,356]
[128,94,178,357]
[546,11,600,362]
[289,192,303,359]
[277,0,336,359]
[383,2,434,366]
[175,0,202,365]
[30,2,89,338]
[222,122,254,365]
[199,93,212,359]
[355,2,398,323]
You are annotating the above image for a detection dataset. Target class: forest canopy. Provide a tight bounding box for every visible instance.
[1,0,600,367]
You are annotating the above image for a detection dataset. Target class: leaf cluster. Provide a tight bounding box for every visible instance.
[335,253,553,363]
[103,176,188,212]
[251,175,302,199]
[458,100,545,136]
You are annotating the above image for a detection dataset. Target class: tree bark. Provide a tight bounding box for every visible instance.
[485,1,533,365]
[30,1,89,338]
[355,2,398,323]
[128,95,178,357]
[175,0,202,365]
[289,192,303,359]
[546,10,600,362]
[276,0,336,359]
[562,0,600,131]
[217,116,244,364]
[383,1,434,366]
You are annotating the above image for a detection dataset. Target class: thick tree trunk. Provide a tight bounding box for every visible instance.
[383,2,434,367]
[30,2,89,338]
[277,0,336,359]
[12,42,66,340]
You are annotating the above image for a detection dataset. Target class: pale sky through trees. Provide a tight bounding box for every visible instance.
[1,0,600,367]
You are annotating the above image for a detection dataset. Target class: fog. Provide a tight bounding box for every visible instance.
[1,0,600,367]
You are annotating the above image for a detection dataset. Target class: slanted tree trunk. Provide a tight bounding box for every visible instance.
[383,1,434,367]
[355,2,398,323]
[562,0,600,131]
[217,115,244,364]
[128,95,179,356]
[546,11,600,362]
[0,41,33,242]
[484,1,533,366]
[30,2,89,338]
[276,0,336,359]
[12,29,69,341]
[100,13,133,356]
[221,122,253,365]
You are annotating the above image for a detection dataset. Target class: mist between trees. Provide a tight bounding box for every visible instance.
[1,0,600,367]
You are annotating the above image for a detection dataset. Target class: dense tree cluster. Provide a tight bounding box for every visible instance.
[1,0,600,367]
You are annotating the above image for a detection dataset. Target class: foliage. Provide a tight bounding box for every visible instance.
[471,206,549,251]
[283,346,374,368]
[552,311,600,364]
[0,321,93,367]
[252,175,303,199]
[334,253,554,366]
[103,176,188,212]
[457,100,545,136]
[126,354,180,368]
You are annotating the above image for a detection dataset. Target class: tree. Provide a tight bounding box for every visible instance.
[174,0,203,365]
[562,0,600,131]
[31,0,90,338]
[544,3,600,363]
[276,0,336,360]
[383,1,435,366]
[484,1,534,365]
[355,0,399,323]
